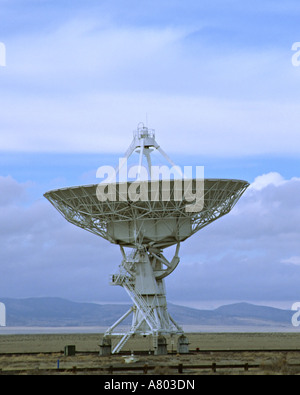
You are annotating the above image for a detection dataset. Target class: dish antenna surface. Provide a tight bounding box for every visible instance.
[44,124,249,354]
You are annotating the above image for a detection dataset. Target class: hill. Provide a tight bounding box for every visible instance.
[0,297,293,328]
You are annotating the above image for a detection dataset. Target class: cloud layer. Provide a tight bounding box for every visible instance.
[0,173,299,305]
[0,2,300,156]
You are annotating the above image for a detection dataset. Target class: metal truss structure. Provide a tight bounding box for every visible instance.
[44,124,249,354]
[44,179,248,249]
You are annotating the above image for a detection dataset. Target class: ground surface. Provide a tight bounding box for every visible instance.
[1,332,300,375]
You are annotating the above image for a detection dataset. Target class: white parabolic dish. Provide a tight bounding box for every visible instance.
[44,178,249,249]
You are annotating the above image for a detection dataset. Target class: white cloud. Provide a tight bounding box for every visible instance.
[250,172,286,191]
[1,92,300,157]
[282,256,300,266]
[6,19,187,83]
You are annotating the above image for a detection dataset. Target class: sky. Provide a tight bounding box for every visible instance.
[0,0,300,310]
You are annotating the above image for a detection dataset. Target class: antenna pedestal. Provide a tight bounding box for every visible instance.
[104,247,184,354]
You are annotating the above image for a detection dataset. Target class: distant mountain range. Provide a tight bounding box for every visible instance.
[0,297,294,328]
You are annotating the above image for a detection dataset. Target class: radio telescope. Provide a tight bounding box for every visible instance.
[44,124,249,354]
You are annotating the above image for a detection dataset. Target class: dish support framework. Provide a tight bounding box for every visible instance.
[101,124,187,354]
